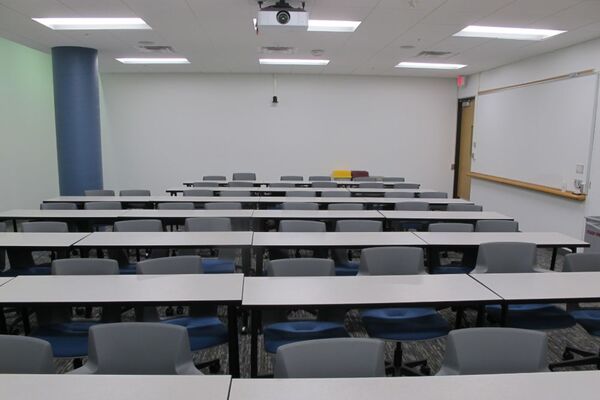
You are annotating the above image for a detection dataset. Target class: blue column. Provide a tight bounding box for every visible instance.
[52,46,103,195]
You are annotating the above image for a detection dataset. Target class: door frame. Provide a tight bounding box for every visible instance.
[453,97,475,198]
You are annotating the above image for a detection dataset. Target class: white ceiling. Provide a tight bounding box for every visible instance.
[1,0,600,77]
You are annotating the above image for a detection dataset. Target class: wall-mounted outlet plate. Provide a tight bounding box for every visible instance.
[576,164,585,174]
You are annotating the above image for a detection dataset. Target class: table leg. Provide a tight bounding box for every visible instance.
[21,307,30,334]
[255,247,265,276]
[0,306,7,334]
[227,305,240,378]
[476,305,485,327]
[455,307,464,329]
[550,247,558,271]
[500,303,508,326]
[250,309,260,378]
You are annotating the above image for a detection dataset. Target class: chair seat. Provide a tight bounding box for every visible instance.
[201,258,236,274]
[570,308,600,336]
[32,321,97,358]
[263,320,348,353]
[119,264,138,275]
[430,265,473,274]
[1,265,52,276]
[486,304,576,330]
[335,261,359,276]
[361,307,450,341]
[164,316,228,351]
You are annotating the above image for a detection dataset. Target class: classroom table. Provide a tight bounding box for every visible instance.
[354,197,474,208]
[0,232,90,248]
[346,187,436,196]
[44,196,262,208]
[120,209,254,228]
[242,274,501,377]
[183,180,311,187]
[165,187,349,196]
[380,211,513,229]
[0,274,244,376]
[230,371,599,400]
[251,210,384,231]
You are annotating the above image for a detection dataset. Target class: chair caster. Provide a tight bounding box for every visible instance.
[176,306,184,315]
[165,307,174,317]
[563,350,574,360]
[209,360,221,374]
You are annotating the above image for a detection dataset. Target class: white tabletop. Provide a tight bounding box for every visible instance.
[0,232,90,248]
[471,271,600,302]
[0,274,244,305]
[0,374,231,400]
[0,277,13,286]
[121,209,254,218]
[44,196,260,203]
[230,371,599,400]
[414,232,589,247]
[347,187,434,193]
[380,211,513,221]
[252,232,426,247]
[0,209,121,219]
[75,231,254,248]
[258,196,365,204]
[167,187,349,193]
[362,198,472,204]
[252,210,383,219]
[242,274,500,307]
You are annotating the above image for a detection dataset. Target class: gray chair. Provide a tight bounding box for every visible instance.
[40,202,77,210]
[84,201,122,210]
[192,182,218,188]
[70,323,203,375]
[328,203,364,210]
[358,182,384,188]
[333,220,382,276]
[353,177,378,182]
[392,202,430,231]
[281,176,303,181]
[285,191,316,197]
[393,183,419,189]
[183,218,237,273]
[203,175,227,181]
[0,335,55,373]
[383,177,405,182]
[429,222,473,233]
[359,246,427,276]
[119,190,151,196]
[0,222,5,270]
[228,181,254,187]
[8,221,68,274]
[447,204,483,211]
[114,219,163,233]
[419,192,448,198]
[232,172,256,181]
[183,189,214,197]
[282,202,319,210]
[437,328,549,375]
[309,176,331,181]
[428,223,474,274]
[220,190,251,197]
[385,192,414,198]
[476,220,519,232]
[321,191,350,197]
[51,258,120,275]
[85,190,114,196]
[204,202,242,210]
[270,183,294,188]
[22,221,68,233]
[276,220,326,258]
[395,202,429,211]
[274,338,385,378]
[111,219,167,270]
[185,217,232,232]
[311,182,337,188]
[157,202,194,210]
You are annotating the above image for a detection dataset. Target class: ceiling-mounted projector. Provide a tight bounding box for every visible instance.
[257,0,309,31]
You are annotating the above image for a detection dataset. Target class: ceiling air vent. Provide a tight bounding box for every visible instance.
[260,46,296,55]
[137,45,176,54]
[417,50,453,58]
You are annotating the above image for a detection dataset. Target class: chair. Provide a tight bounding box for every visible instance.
[447,204,483,211]
[203,176,227,181]
[232,172,256,181]
[274,338,385,378]
[204,202,242,210]
[0,222,5,272]
[263,258,348,354]
[359,247,450,375]
[183,218,236,273]
[395,202,429,211]
[392,202,430,231]
[0,335,55,373]
[84,201,122,210]
[550,253,600,370]
[328,203,364,210]
[84,190,114,196]
[40,202,77,210]
[427,223,474,274]
[383,177,405,182]
[157,202,194,210]
[183,189,214,197]
[69,323,203,375]
[281,176,303,181]
[354,177,378,182]
[119,190,151,196]
[384,192,414,198]
[475,220,519,232]
[437,328,549,375]
[419,192,448,198]
[192,182,218,188]
[285,191,316,197]
[7,222,69,275]
[358,182,384,188]
[136,256,227,372]
[393,183,419,189]
[321,191,350,197]
[220,190,251,197]
[275,220,327,259]
[110,219,167,273]
[333,220,383,276]
[311,182,337,188]
[271,183,294,188]
[309,176,331,181]
[472,242,575,330]
[282,202,319,210]
[228,181,254,187]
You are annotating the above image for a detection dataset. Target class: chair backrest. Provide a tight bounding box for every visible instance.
[183,189,214,197]
[136,256,203,274]
[383,177,404,182]
[113,219,163,232]
[273,338,386,378]
[321,191,350,198]
[0,335,54,374]
[286,191,317,197]
[335,220,382,232]
[395,202,430,211]
[282,202,319,210]
[358,182,384,188]
[191,182,217,188]
[310,182,337,188]
[266,258,335,276]
[428,223,473,232]
[328,203,364,210]
[203,175,227,181]
[0,222,5,232]
[420,191,448,198]
[353,177,378,182]
[40,202,77,210]
[309,176,331,181]
[279,220,326,232]
[475,220,519,232]
[281,175,303,181]
[359,246,426,275]
[52,258,119,275]
[21,221,68,233]
[437,328,549,375]
[393,183,419,189]
[185,217,232,232]
[119,190,151,196]
[232,172,256,181]
[220,190,251,197]
[563,252,600,272]
[228,181,254,187]
[204,202,242,210]
[157,202,194,210]
[472,242,538,274]
[271,183,294,188]
[76,323,201,375]
[85,190,114,196]
[84,201,122,210]
[447,204,483,212]
[384,192,414,198]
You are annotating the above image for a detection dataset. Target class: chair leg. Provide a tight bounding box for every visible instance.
[385,343,431,376]
[550,346,600,371]
[73,358,83,369]
[195,358,221,374]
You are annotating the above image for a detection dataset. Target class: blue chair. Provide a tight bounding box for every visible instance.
[263,258,348,354]
[428,223,474,274]
[333,220,382,276]
[136,256,230,373]
[183,217,236,273]
[358,247,450,375]
[471,242,575,330]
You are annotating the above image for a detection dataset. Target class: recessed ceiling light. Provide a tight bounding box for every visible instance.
[116,58,190,64]
[33,17,151,30]
[453,25,565,41]
[307,20,361,32]
[395,62,466,70]
[259,58,329,66]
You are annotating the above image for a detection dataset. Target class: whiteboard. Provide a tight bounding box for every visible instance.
[472,73,598,193]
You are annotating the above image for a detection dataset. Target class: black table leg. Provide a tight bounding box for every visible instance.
[455,307,464,329]
[255,247,265,276]
[550,247,558,271]
[500,303,508,326]
[250,309,260,378]
[0,306,7,334]
[476,305,485,327]
[227,305,240,378]
[242,247,251,276]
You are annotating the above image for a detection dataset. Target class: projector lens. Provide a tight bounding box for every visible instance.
[276,11,291,24]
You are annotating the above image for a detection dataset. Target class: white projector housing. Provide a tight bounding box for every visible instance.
[257,9,309,31]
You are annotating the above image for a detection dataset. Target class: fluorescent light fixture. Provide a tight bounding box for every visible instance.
[308,20,361,32]
[259,58,329,66]
[454,25,565,41]
[33,17,151,30]
[116,58,190,64]
[396,62,466,70]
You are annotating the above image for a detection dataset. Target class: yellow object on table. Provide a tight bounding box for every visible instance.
[332,170,352,179]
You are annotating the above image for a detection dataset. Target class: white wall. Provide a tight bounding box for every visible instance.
[466,37,600,238]
[100,73,458,194]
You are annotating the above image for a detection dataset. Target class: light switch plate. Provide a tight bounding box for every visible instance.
[576,164,585,174]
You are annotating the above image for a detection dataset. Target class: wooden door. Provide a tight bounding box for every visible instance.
[456,100,475,200]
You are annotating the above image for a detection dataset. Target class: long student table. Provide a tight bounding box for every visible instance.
[0,373,232,400]
[44,196,262,208]
[0,210,124,231]
[251,210,384,231]
[0,274,244,377]
[166,187,350,196]
[230,371,599,400]
[347,187,436,196]
[257,196,473,209]
[242,274,502,377]
[182,180,419,188]
[380,210,513,224]
[0,232,90,248]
